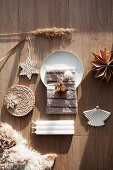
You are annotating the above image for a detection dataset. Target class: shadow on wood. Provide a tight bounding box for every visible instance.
[1,105,33,130]
[31,133,73,154]
[78,71,113,134]
[33,36,71,63]
[73,136,113,170]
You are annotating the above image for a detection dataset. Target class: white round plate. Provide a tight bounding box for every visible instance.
[40,50,84,87]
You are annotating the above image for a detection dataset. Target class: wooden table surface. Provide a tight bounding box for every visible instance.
[0,0,113,170]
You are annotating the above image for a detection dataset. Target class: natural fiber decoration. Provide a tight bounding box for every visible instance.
[0,27,74,37]
[91,47,113,82]
[0,27,74,63]
[30,27,74,38]
[4,85,35,117]
[0,122,57,170]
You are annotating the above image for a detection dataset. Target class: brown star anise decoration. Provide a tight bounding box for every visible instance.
[91,47,113,82]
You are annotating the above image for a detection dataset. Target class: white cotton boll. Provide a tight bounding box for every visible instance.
[64,70,73,80]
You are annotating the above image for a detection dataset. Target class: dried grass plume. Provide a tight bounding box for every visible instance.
[0,27,75,63]
[30,27,74,37]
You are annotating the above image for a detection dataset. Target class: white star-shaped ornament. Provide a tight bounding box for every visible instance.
[83,107,111,127]
[4,94,18,109]
[20,57,38,79]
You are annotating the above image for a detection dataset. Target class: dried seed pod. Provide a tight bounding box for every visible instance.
[55,79,66,93]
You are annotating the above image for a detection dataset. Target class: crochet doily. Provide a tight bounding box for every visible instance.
[4,85,35,117]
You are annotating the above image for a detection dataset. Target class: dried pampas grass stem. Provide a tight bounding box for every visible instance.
[30,27,74,37]
[0,27,74,63]
[0,27,74,37]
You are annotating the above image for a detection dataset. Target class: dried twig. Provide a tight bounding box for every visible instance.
[0,35,26,62]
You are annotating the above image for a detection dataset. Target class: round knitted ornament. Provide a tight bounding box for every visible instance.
[4,85,35,117]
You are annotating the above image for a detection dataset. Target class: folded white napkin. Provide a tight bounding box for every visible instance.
[46,66,77,114]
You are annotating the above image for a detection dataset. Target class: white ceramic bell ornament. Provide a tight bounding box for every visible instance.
[83,106,111,127]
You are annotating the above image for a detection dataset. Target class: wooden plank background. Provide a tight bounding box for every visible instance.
[0,0,113,169]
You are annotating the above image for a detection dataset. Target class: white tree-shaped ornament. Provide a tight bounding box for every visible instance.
[83,106,111,127]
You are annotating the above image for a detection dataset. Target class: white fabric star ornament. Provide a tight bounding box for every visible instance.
[20,57,38,79]
[83,107,111,127]
[4,94,18,109]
